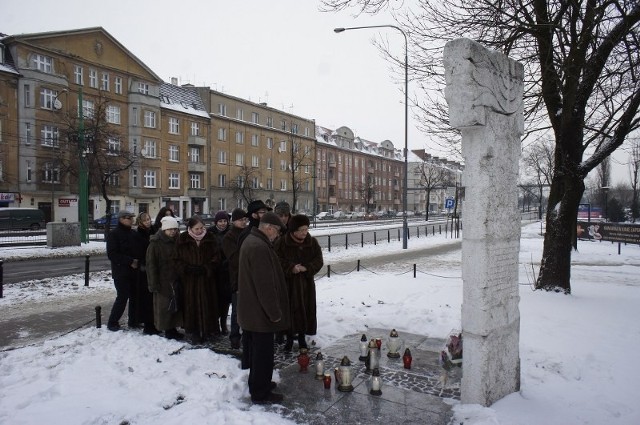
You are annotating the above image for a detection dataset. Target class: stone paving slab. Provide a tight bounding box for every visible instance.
[208,328,459,424]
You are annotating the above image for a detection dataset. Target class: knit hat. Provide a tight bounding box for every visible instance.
[214,211,229,223]
[260,212,282,228]
[288,214,310,232]
[160,216,179,230]
[274,201,291,216]
[231,208,247,222]
[246,200,272,216]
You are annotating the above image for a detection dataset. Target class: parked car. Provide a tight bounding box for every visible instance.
[396,211,415,217]
[92,214,119,229]
[0,207,46,230]
[354,211,366,219]
[315,212,331,220]
[364,212,379,220]
[333,211,347,220]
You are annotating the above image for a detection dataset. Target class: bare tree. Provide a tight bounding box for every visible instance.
[229,166,262,206]
[58,94,136,233]
[630,139,640,222]
[322,0,640,293]
[356,175,377,213]
[287,135,314,213]
[414,157,454,221]
[521,139,554,219]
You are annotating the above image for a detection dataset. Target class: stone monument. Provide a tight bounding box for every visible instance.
[444,38,524,406]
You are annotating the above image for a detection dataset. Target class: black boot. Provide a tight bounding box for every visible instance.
[164,328,184,340]
[284,334,294,352]
[220,316,229,335]
[298,334,308,349]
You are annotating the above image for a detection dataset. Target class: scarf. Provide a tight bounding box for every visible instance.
[188,227,206,246]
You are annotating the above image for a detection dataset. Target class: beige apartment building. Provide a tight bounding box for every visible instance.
[315,125,404,215]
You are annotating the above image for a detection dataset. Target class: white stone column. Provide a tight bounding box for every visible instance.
[444,38,524,406]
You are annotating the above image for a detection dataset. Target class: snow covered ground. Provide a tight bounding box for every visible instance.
[0,222,639,424]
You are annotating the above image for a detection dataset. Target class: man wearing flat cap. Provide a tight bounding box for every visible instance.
[238,211,290,404]
[106,210,140,331]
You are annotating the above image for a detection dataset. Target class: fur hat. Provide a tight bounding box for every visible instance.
[214,211,229,223]
[160,216,179,230]
[274,201,291,216]
[231,208,247,222]
[246,200,272,216]
[260,211,282,228]
[117,210,134,219]
[288,214,310,232]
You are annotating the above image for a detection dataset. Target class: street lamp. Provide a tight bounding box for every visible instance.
[78,87,89,242]
[334,25,409,249]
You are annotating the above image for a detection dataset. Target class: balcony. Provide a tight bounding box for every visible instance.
[367,167,374,174]
[329,179,337,186]
[394,172,400,177]
[328,161,336,168]
[188,135,206,146]
[188,162,207,173]
[394,185,400,191]
[329,196,337,204]
[394,199,401,205]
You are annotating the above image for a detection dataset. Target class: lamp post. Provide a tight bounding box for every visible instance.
[334,25,409,249]
[78,88,89,242]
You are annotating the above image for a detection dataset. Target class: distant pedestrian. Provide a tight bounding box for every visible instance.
[175,216,220,344]
[106,210,140,332]
[132,212,159,335]
[209,210,231,335]
[222,208,248,349]
[238,211,290,404]
[275,214,323,351]
[146,216,184,340]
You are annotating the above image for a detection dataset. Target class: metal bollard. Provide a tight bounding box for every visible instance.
[85,255,90,287]
[413,264,416,278]
[327,265,331,278]
[387,230,391,243]
[328,235,331,252]
[398,228,401,241]
[357,259,360,272]
[0,259,3,298]
[374,232,377,245]
[361,233,364,247]
[95,305,102,328]
[345,234,348,250]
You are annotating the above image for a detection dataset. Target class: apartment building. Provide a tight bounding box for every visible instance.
[315,125,404,215]
[0,40,21,206]
[408,149,463,214]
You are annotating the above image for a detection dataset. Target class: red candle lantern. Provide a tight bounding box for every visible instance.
[402,348,413,369]
[298,348,310,372]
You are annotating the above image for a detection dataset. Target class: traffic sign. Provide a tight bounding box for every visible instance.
[445,198,455,209]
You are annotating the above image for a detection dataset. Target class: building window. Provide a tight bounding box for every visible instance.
[107,138,120,154]
[279,140,287,152]
[144,139,157,158]
[132,107,138,126]
[168,172,180,189]
[280,179,287,191]
[266,116,273,127]
[43,162,60,183]
[106,105,121,124]
[144,170,156,188]
[267,137,274,149]
[235,131,244,144]
[32,54,53,73]
[74,65,83,85]
[304,127,310,137]
[252,176,260,189]
[169,145,179,162]
[235,153,244,166]
[267,157,273,169]
[41,125,59,147]
[79,99,95,118]
[291,123,298,134]
[266,178,273,190]
[24,84,31,107]
[107,172,119,187]
[281,120,287,131]
[252,155,259,168]
[191,122,200,136]
[24,123,32,145]
[218,174,226,187]
[218,150,227,164]
[115,76,123,94]
[189,147,199,163]
[218,103,227,116]
[236,176,245,188]
[89,69,98,88]
[101,72,110,91]
[190,173,201,189]
[280,159,287,171]
[144,111,156,128]
[236,108,244,120]
[138,82,149,95]
[251,134,259,147]
[251,112,259,123]
[218,128,227,141]
[40,88,57,110]
[132,169,138,187]
[169,117,180,134]
[219,197,227,211]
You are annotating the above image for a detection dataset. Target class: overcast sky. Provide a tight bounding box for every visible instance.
[2,0,632,185]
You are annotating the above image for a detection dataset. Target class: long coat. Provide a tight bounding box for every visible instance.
[274,232,323,336]
[222,225,243,293]
[174,231,220,337]
[237,227,290,333]
[209,225,231,308]
[132,225,154,325]
[145,229,182,331]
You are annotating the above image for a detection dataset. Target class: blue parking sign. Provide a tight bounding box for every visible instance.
[445,198,455,209]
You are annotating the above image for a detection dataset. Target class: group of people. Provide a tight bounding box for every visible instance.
[105,200,324,405]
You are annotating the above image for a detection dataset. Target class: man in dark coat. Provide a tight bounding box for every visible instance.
[238,211,290,404]
[274,201,291,236]
[106,210,140,331]
[208,210,231,335]
[275,214,323,351]
[222,208,247,349]
[238,199,271,247]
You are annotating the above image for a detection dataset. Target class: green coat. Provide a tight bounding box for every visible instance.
[275,232,323,335]
[145,229,182,331]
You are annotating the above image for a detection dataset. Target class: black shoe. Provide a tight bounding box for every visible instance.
[165,329,184,340]
[107,324,121,332]
[143,326,160,335]
[230,338,241,349]
[128,323,142,329]
[284,340,293,352]
[251,392,284,405]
